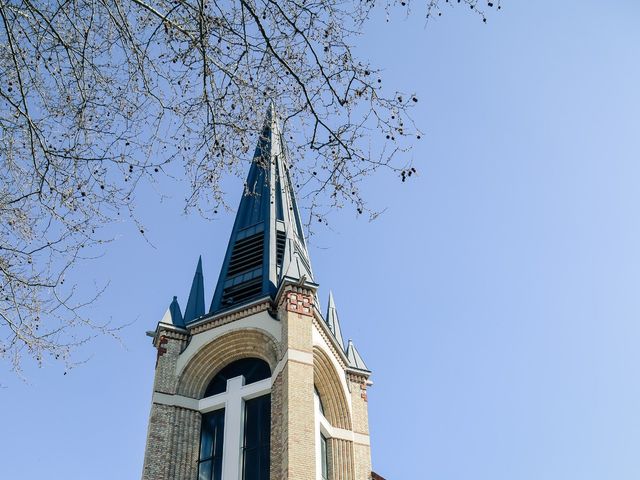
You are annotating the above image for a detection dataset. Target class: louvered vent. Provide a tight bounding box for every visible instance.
[276,230,286,268]
[227,232,264,276]
[221,232,264,306]
[222,277,262,306]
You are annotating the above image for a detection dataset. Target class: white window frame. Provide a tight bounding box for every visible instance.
[314,390,332,480]
[200,375,271,480]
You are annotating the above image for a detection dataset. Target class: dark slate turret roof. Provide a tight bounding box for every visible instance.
[183,256,205,324]
[208,104,315,315]
[325,291,345,349]
[346,339,369,372]
[161,296,184,327]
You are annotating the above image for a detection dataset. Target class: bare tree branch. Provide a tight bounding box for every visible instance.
[0,0,500,372]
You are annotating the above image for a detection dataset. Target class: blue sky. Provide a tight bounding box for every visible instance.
[2,1,640,478]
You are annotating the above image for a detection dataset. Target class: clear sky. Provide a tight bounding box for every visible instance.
[2,1,640,479]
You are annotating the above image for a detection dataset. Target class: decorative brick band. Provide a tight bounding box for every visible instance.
[312,315,349,371]
[177,329,280,398]
[284,291,313,316]
[189,300,272,335]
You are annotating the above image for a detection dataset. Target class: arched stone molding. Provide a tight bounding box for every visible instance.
[313,346,353,431]
[177,328,281,398]
[176,310,281,375]
[329,437,355,480]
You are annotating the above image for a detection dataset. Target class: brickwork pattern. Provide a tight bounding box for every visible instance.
[142,403,174,480]
[154,333,187,394]
[313,346,352,430]
[178,328,280,398]
[352,443,372,480]
[279,289,315,353]
[273,295,318,479]
[270,373,284,480]
[329,438,356,480]
[280,360,316,478]
[283,290,313,316]
[348,377,370,435]
[349,376,372,479]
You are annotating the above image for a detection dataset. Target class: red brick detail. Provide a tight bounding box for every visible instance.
[156,336,169,365]
[284,291,313,316]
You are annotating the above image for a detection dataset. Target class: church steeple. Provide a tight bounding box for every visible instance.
[209,104,315,315]
[144,104,375,480]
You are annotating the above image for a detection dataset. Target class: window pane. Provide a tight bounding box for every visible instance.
[243,447,259,479]
[315,387,325,417]
[198,460,212,480]
[199,409,225,480]
[243,394,271,480]
[321,434,329,480]
[200,424,213,461]
[205,358,271,397]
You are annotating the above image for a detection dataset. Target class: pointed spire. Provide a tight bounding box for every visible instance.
[210,104,316,314]
[346,340,369,371]
[161,296,185,327]
[184,256,205,324]
[325,291,345,349]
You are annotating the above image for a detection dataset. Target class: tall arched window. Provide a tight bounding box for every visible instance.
[314,386,331,480]
[198,358,271,480]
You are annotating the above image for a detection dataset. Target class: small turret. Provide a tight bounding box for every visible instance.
[325,291,345,349]
[183,256,205,324]
[160,296,184,328]
[346,339,369,372]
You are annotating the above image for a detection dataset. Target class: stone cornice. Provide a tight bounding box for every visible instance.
[153,323,189,347]
[346,370,371,383]
[188,298,272,335]
[274,282,317,308]
[312,315,350,371]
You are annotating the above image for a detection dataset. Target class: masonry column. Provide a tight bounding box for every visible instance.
[142,327,199,480]
[348,372,372,480]
[271,285,317,480]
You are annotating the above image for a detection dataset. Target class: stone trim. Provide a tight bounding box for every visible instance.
[312,315,349,371]
[153,325,189,346]
[275,284,316,309]
[313,346,353,430]
[177,329,280,398]
[188,299,272,335]
[283,290,314,316]
[346,371,370,383]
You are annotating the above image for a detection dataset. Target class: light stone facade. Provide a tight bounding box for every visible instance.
[142,285,373,480]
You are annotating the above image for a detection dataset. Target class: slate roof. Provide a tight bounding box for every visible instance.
[161,296,184,328]
[346,339,369,372]
[325,291,345,349]
[183,256,205,324]
[208,104,315,315]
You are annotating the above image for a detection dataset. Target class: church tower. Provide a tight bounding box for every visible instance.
[142,105,375,480]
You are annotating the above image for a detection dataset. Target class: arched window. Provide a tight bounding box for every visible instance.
[314,386,330,480]
[198,358,271,480]
[314,386,325,416]
[205,357,271,397]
